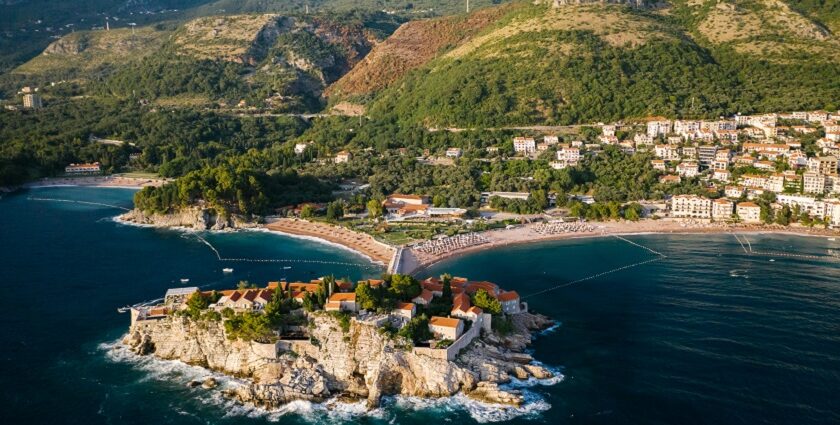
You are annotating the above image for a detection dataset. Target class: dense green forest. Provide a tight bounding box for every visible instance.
[0,98,308,185]
[370,28,840,126]
[133,165,334,215]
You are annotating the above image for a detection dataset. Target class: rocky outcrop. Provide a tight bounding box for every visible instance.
[118,207,258,230]
[44,33,89,55]
[122,311,555,410]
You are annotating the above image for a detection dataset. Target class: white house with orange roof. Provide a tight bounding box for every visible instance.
[451,293,483,321]
[394,302,416,320]
[428,316,464,340]
[513,137,536,154]
[217,288,275,311]
[713,169,731,183]
[325,293,357,313]
[334,151,352,164]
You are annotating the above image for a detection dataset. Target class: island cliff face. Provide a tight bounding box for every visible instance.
[119,208,256,230]
[122,312,554,408]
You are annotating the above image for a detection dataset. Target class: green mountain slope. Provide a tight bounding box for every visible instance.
[365,2,840,127]
[6,12,399,111]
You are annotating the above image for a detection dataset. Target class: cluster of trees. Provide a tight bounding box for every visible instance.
[354,274,422,313]
[0,98,309,186]
[134,165,334,215]
[567,201,644,221]
[488,190,548,215]
[472,289,501,315]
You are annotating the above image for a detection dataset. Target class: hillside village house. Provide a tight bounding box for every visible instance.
[676,161,699,177]
[765,174,785,193]
[740,174,768,190]
[513,137,536,154]
[655,145,681,161]
[556,147,581,164]
[807,156,838,175]
[294,142,311,155]
[65,162,101,174]
[713,169,731,182]
[659,175,682,184]
[736,202,762,224]
[697,145,718,167]
[647,120,672,137]
[651,160,667,171]
[803,172,827,194]
[544,135,559,145]
[670,194,712,219]
[428,316,464,341]
[334,151,352,164]
[635,134,654,146]
[725,186,746,198]
[445,147,463,158]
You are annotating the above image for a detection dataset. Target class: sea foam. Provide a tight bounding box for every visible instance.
[100,336,563,423]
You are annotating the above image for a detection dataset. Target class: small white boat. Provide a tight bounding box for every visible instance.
[769,259,775,262]
[283,266,292,270]
[828,237,836,241]
[222,268,234,273]
[180,278,190,283]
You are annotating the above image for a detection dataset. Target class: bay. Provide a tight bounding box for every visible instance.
[1,187,839,424]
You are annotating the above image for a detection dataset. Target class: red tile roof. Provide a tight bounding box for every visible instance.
[396,302,415,311]
[498,291,520,302]
[414,289,433,303]
[429,316,461,328]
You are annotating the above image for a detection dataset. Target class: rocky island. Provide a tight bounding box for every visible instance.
[122,275,556,410]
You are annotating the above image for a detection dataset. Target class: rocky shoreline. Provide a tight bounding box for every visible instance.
[122,311,557,410]
[118,207,259,231]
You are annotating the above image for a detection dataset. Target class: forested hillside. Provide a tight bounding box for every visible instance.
[365,2,840,126]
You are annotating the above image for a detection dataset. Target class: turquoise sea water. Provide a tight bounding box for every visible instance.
[2,187,840,424]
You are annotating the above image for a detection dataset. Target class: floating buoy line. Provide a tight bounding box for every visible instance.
[522,235,667,299]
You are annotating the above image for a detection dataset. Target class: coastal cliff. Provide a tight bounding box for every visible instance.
[122,312,554,409]
[119,207,257,230]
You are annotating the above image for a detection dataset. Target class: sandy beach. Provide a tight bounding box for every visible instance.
[25,175,172,189]
[265,218,396,265]
[402,219,840,275]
